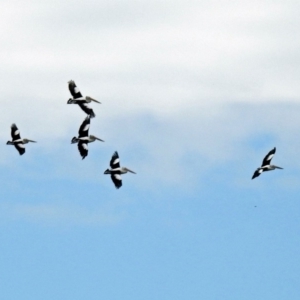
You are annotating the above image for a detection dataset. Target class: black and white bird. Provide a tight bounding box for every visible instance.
[104,151,136,189]
[67,80,100,118]
[71,116,104,159]
[6,124,36,155]
[252,147,283,179]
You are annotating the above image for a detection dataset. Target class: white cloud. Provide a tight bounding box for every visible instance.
[0,0,300,187]
[1,0,299,105]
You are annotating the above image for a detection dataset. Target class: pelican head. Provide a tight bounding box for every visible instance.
[122,167,136,174]
[90,135,104,142]
[104,169,110,174]
[23,139,37,144]
[86,96,101,104]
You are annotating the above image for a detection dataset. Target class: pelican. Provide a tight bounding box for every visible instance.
[67,80,100,118]
[71,116,104,159]
[104,151,136,189]
[6,124,36,155]
[252,147,283,179]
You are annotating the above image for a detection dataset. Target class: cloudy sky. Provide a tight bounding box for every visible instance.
[1,0,300,299]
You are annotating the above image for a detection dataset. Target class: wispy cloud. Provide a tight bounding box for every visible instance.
[0,0,299,125]
[1,0,300,189]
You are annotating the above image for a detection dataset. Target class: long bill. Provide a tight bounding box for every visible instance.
[124,168,136,174]
[94,136,105,142]
[27,139,37,143]
[86,96,101,104]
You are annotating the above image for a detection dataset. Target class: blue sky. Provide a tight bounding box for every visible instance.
[1,0,300,299]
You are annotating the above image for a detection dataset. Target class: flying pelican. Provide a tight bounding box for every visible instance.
[67,80,100,118]
[71,116,104,159]
[252,147,283,179]
[104,151,136,189]
[6,124,36,155]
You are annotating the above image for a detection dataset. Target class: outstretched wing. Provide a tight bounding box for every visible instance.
[252,168,263,179]
[262,147,276,167]
[78,116,90,138]
[78,103,95,118]
[11,124,21,141]
[68,80,83,99]
[111,174,122,189]
[78,141,88,159]
[110,151,120,169]
[14,143,25,155]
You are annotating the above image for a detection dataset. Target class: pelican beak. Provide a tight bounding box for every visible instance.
[95,136,104,142]
[28,140,37,143]
[87,96,101,104]
[126,168,136,174]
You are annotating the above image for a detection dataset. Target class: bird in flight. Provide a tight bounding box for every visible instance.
[252,147,283,179]
[71,116,104,159]
[6,124,36,155]
[67,80,100,118]
[104,151,136,189]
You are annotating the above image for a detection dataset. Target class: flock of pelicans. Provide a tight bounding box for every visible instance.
[5,80,283,186]
[6,80,136,189]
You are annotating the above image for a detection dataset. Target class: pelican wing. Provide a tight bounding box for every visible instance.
[14,143,25,155]
[110,151,120,169]
[78,116,90,138]
[11,124,21,141]
[68,80,83,99]
[78,141,88,159]
[111,174,122,189]
[262,147,276,167]
[78,103,95,118]
[252,168,263,179]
